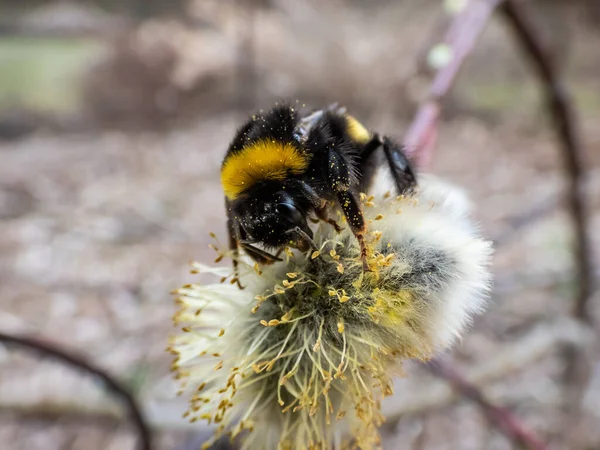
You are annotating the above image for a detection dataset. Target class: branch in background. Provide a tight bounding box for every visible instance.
[402,0,502,166]
[426,359,547,450]
[499,0,593,324]
[404,0,593,315]
[402,0,593,318]
[401,0,592,448]
[0,332,152,450]
[0,312,589,434]
[383,318,588,420]
[498,2,594,447]
[492,196,559,247]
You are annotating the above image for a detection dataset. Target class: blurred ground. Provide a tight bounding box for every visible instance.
[0,1,599,449]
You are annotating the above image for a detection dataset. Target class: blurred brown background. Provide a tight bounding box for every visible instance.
[0,0,599,449]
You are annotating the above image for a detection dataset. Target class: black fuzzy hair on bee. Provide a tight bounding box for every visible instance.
[302,111,362,192]
[230,105,299,155]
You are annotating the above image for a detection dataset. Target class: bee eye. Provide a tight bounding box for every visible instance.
[276,202,304,226]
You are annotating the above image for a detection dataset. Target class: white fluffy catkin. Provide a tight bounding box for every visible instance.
[169,174,493,450]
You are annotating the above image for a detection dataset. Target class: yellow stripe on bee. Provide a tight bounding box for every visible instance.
[221,139,309,199]
[345,115,370,144]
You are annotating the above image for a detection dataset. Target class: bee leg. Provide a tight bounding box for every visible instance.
[314,205,343,233]
[325,148,370,270]
[357,134,416,196]
[291,179,322,208]
[226,211,245,290]
[381,137,417,195]
[357,134,384,194]
[337,190,370,271]
[290,179,335,228]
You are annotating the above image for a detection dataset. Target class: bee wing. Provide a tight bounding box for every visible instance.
[294,109,323,143]
[294,103,348,143]
[325,103,346,115]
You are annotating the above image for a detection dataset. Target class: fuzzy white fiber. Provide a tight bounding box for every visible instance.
[170,172,493,450]
[366,169,493,349]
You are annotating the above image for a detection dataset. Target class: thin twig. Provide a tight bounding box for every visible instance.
[499,0,593,323]
[0,315,588,434]
[403,2,593,322]
[399,1,589,448]
[498,3,594,447]
[383,318,588,421]
[404,0,593,308]
[402,0,502,166]
[426,359,547,450]
[0,331,152,450]
[492,196,559,247]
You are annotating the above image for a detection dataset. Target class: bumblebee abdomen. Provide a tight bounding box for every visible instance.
[345,115,371,144]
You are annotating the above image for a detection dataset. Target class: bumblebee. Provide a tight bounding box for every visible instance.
[221,104,416,283]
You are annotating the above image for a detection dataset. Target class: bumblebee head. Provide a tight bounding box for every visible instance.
[232,183,314,251]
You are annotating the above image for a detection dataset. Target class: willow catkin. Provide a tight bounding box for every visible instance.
[169,174,493,450]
